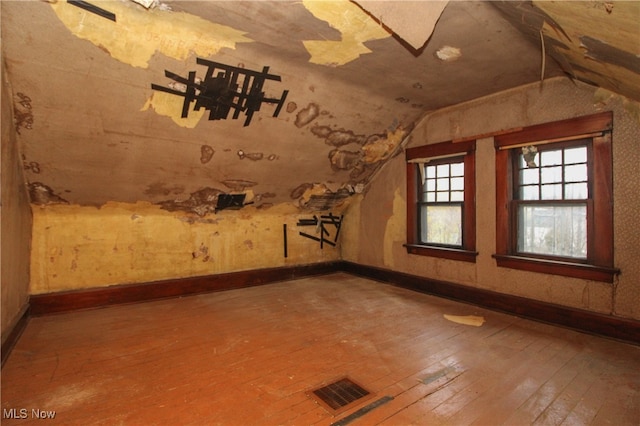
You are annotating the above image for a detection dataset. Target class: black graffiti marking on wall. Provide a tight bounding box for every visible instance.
[297,213,343,249]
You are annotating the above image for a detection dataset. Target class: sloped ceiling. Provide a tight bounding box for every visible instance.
[2,1,638,215]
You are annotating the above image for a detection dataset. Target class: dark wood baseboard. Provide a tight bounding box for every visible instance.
[1,305,30,368]
[339,261,640,345]
[30,262,340,316]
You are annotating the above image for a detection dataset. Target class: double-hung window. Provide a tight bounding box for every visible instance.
[405,140,477,262]
[514,141,589,258]
[493,111,619,282]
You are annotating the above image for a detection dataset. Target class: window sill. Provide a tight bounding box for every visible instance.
[404,244,478,263]
[492,254,620,283]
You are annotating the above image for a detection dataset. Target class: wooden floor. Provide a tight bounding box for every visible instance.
[2,273,639,425]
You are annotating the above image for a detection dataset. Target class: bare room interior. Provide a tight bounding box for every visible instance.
[1,1,639,424]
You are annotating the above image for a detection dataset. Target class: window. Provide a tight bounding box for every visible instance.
[493,112,619,282]
[420,159,465,246]
[405,140,477,262]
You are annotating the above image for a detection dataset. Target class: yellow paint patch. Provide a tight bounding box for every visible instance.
[30,201,340,294]
[302,0,390,66]
[51,0,251,68]
[141,92,205,128]
[443,314,485,327]
[362,127,407,163]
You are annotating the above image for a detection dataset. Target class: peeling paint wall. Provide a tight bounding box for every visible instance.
[343,77,640,320]
[1,60,32,343]
[30,202,342,294]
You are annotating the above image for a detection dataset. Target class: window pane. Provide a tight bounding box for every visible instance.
[425,192,435,202]
[521,185,539,200]
[541,166,562,183]
[426,165,436,178]
[517,204,587,258]
[451,191,464,202]
[565,147,587,164]
[520,168,539,185]
[437,178,449,191]
[437,164,449,177]
[425,178,436,192]
[541,184,562,200]
[436,192,449,202]
[540,150,562,166]
[565,183,588,199]
[451,177,464,191]
[565,164,587,182]
[420,204,462,246]
[450,162,464,176]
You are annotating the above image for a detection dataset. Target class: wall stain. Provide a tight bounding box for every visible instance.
[221,179,257,191]
[28,182,69,205]
[24,161,41,174]
[192,243,211,262]
[295,103,320,128]
[286,101,298,113]
[144,182,185,197]
[291,183,315,200]
[14,92,34,134]
[310,125,367,147]
[200,145,215,164]
[328,149,363,171]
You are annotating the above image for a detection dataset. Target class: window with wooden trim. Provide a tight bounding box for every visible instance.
[493,111,619,282]
[405,140,477,262]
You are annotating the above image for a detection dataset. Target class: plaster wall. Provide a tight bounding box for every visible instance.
[343,77,640,320]
[1,60,32,343]
[30,202,342,294]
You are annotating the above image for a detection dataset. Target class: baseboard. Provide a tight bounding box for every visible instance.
[30,261,340,316]
[1,305,30,368]
[339,261,640,345]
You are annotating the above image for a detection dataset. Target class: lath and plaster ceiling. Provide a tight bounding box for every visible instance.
[2,1,638,214]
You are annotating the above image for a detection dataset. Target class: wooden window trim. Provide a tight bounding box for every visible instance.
[493,112,619,282]
[406,140,478,262]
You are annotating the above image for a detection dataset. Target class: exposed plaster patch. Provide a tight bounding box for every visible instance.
[28,182,69,205]
[295,103,320,128]
[14,92,33,134]
[50,1,251,69]
[200,145,215,164]
[435,46,462,62]
[301,0,390,66]
[159,186,223,216]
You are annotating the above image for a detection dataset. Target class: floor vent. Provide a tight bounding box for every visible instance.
[309,377,373,414]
